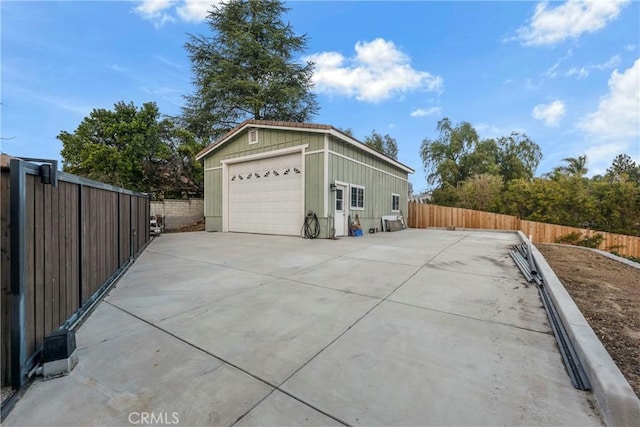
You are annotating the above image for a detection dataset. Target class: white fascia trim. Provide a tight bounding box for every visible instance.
[323,134,329,218]
[220,145,308,165]
[328,150,408,182]
[305,149,324,156]
[222,163,229,232]
[300,145,306,227]
[204,166,223,171]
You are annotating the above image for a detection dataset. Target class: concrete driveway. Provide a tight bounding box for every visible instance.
[5,229,602,426]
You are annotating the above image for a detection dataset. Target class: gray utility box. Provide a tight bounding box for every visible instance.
[42,329,78,380]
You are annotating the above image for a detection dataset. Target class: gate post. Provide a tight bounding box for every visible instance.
[9,159,27,389]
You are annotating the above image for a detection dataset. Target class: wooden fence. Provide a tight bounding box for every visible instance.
[407,202,640,258]
[1,157,150,391]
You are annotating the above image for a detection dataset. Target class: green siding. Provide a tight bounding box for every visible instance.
[204,128,324,169]
[204,169,222,231]
[328,136,408,232]
[328,136,407,178]
[305,152,324,218]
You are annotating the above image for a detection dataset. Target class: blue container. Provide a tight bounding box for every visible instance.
[354,229,363,237]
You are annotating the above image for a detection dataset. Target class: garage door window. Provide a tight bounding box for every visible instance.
[351,185,365,210]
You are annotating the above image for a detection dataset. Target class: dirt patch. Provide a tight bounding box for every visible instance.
[536,244,640,399]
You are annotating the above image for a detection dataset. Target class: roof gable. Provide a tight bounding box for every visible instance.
[196,120,414,174]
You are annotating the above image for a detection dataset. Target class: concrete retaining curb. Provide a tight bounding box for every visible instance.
[517,231,640,427]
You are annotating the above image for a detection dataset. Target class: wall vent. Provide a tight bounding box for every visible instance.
[248,129,259,145]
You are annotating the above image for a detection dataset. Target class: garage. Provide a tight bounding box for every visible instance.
[226,152,303,235]
[197,120,413,237]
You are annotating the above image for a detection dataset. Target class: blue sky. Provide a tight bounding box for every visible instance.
[2,0,639,191]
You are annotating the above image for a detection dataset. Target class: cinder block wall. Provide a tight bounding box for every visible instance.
[151,199,204,230]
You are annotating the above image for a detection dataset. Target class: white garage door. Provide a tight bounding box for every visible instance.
[228,153,303,235]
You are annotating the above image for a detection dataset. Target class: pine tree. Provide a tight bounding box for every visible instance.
[183,0,318,141]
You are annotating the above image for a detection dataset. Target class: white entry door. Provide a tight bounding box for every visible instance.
[334,184,347,236]
[227,152,303,235]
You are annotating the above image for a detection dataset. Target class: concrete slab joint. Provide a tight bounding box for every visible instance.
[3,230,618,426]
[518,231,640,427]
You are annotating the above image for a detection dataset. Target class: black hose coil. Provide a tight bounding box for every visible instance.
[301,210,321,239]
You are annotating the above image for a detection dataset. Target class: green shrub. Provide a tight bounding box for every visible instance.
[555,232,581,245]
[555,232,604,248]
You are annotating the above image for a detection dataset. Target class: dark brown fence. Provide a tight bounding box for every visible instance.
[408,202,640,258]
[1,157,150,391]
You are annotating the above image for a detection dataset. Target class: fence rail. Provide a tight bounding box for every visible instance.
[1,157,150,390]
[407,202,640,258]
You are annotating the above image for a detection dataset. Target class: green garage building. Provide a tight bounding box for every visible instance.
[196,120,414,238]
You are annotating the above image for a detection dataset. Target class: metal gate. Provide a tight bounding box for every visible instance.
[1,157,150,394]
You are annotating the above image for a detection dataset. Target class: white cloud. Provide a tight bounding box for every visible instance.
[135,0,174,17]
[566,67,589,79]
[545,62,560,78]
[545,48,573,78]
[593,54,621,70]
[475,122,525,138]
[135,0,217,26]
[134,0,175,27]
[154,55,183,69]
[524,78,542,90]
[516,0,630,46]
[578,58,640,140]
[410,107,441,118]
[625,44,638,52]
[585,142,631,175]
[28,92,91,116]
[177,0,214,22]
[532,100,566,126]
[306,38,443,103]
[107,64,127,72]
[565,55,622,79]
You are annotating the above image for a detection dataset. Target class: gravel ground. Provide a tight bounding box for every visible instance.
[1,386,14,403]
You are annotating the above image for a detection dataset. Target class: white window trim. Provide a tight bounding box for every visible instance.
[350,184,365,211]
[392,193,400,212]
[248,129,259,145]
[323,135,329,217]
